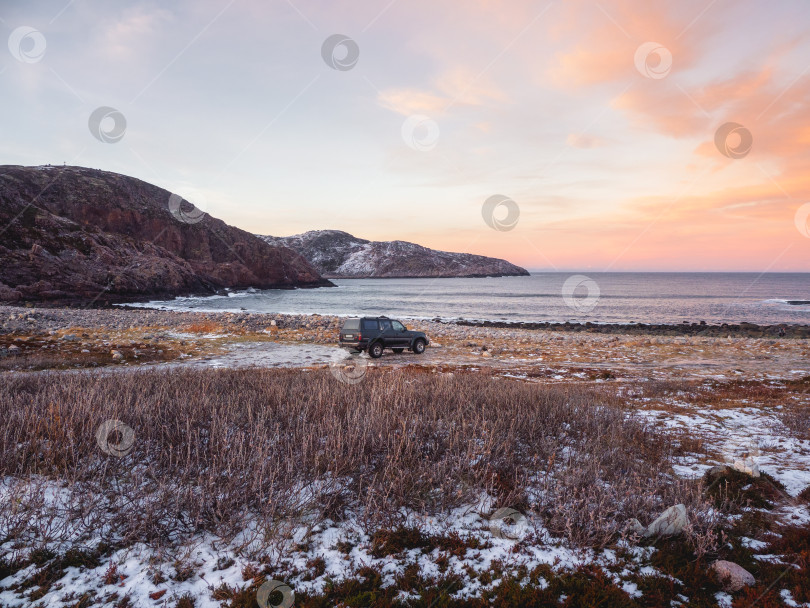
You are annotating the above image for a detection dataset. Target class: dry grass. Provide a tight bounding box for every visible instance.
[0,368,716,555]
[780,404,810,441]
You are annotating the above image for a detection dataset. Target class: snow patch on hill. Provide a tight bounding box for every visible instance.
[259,230,529,279]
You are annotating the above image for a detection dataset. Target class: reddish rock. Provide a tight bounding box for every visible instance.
[0,282,21,302]
[711,560,755,592]
[0,165,331,303]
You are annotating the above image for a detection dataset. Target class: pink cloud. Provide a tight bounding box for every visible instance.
[566,133,608,148]
[546,0,708,87]
[377,68,508,116]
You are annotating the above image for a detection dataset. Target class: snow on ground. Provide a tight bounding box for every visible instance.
[637,404,810,497]
[781,588,810,607]
[0,489,657,607]
[3,396,808,606]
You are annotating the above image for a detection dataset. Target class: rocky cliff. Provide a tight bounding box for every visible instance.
[0,165,331,304]
[259,230,530,278]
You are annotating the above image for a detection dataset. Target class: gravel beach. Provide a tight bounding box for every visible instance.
[1,305,809,381]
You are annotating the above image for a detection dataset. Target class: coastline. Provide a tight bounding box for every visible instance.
[108,272,810,329]
[451,318,810,338]
[2,304,810,606]
[3,302,809,338]
[2,305,808,382]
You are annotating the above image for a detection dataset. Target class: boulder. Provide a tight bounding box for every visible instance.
[0,282,21,302]
[732,457,760,478]
[625,518,645,535]
[711,560,755,592]
[644,504,687,538]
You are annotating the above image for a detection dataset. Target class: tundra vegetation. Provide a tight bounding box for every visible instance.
[1,367,808,606]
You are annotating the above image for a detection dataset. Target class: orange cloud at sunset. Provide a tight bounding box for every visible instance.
[545,0,706,87]
[353,1,809,271]
[428,0,810,270]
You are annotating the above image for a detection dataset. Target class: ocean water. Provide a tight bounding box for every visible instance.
[127,273,810,326]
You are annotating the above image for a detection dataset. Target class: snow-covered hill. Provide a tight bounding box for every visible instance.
[257,230,530,279]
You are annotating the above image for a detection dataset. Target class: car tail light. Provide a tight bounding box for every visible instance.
[357,333,362,340]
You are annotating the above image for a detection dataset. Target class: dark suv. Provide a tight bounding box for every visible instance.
[339,317,429,358]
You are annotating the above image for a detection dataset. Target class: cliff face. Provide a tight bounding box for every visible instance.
[260,230,530,279]
[0,165,331,303]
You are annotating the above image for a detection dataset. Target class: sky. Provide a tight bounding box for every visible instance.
[1,0,809,271]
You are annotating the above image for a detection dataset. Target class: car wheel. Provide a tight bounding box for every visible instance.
[393,348,404,354]
[412,339,426,355]
[369,342,384,358]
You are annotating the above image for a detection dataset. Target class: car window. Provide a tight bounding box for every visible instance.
[379,319,392,331]
[392,321,405,331]
[362,319,379,331]
[343,319,360,330]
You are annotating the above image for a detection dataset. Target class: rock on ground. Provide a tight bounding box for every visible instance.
[644,504,688,537]
[711,560,755,592]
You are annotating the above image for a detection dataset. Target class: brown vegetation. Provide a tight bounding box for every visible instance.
[0,368,716,554]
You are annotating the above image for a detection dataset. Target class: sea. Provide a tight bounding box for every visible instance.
[124,273,810,326]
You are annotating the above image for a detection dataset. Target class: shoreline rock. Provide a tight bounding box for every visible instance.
[0,302,810,340]
[451,319,810,338]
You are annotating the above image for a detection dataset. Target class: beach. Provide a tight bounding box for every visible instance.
[2,305,809,379]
